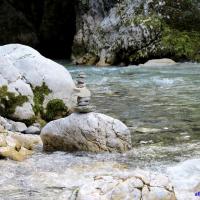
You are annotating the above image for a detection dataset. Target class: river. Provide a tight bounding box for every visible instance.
[0,63,200,199]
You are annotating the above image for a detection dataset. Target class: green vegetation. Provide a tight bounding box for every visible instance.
[129,14,162,31]
[32,83,69,123]
[162,26,200,61]
[45,99,68,121]
[0,85,28,117]
[32,82,51,117]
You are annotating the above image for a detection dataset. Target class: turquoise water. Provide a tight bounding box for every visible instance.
[0,63,200,199]
[68,63,200,147]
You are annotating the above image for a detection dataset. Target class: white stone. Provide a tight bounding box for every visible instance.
[41,112,132,153]
[141,58,176,66]
[0,44,77,120]
[12,122,27,132]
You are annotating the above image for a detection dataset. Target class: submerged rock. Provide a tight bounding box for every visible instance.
[41,112,132,153]
[0,44,76,122]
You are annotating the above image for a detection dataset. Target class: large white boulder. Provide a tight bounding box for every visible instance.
[0,44,76,121]
[41,112,132,153]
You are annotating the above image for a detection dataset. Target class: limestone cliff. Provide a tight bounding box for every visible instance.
[72,0,200,65]
[0,0,199,64]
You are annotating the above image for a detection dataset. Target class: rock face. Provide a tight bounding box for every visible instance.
[73,0,200,65]
[73,0,162,66]
[0,0,199,62]
[0,44,76,122]
[41,112,132,153]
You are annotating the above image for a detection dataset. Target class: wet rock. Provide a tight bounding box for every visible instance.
[41,112,132,153]
[23,126,41,135]
[141,58,176,67]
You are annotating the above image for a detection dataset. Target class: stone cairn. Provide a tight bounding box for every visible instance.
[74,72,95,113]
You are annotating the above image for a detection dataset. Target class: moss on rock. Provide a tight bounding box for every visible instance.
[32,82,51,116]
[0,85,28,118]
[44,99,69,121]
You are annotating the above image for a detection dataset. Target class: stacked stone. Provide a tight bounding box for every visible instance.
[76,72,86,88]
[74,72,95,113]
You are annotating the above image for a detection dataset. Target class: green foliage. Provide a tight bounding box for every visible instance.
[32,82,51,116]
[162,25,200,61]
[0,85,28,117]
[45,99,68,121]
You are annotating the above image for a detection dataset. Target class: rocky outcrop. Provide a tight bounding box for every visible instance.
[0,44,76,123]
[73,0,200,65]
[41,112,132,153]
[73,0,162,66]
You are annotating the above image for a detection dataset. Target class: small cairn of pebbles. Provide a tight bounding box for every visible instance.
[74,72,95,113]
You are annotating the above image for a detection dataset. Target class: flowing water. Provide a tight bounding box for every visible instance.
[0,63,200,199]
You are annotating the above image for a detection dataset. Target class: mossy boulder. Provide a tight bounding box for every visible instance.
[0,44,76,124]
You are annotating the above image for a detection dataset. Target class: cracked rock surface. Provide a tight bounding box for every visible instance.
[41,112,132,153]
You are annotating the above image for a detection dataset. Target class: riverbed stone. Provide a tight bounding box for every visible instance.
[41,112,132,153]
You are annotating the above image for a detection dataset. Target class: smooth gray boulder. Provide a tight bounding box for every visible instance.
[41,112,132,153]
[0,44,76,121]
